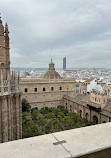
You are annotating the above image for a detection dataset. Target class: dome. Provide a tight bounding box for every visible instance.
[42,70,61,79]
[42,59,61,79]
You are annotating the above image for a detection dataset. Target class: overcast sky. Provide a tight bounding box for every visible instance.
[1,0,111,68]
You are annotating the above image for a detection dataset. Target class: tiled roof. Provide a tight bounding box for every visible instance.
[42,70,61,79]
[103,103,111,113]
[88,101,101,108]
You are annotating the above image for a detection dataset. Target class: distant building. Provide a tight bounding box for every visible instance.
[63,57,66,70]
[75,83,81,93]
[20,60,75,109]
[42,59,61,79]
[63,89,111,124]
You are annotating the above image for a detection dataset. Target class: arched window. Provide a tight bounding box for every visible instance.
[59,87,62,90]
[34,88,37,92]
[93,115,98,124]
[80,110,82,118]
[66,103,67,109]
[85,113,88,120]
[24,88,28,93]
[51,87,54,91]
[43,87,46,91]
[70,105,72,111]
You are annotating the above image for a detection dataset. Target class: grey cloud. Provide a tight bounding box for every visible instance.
[1,0,111,68]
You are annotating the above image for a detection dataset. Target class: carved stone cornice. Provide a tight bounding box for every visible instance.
[0,45,5,48]
[0,62,10,68]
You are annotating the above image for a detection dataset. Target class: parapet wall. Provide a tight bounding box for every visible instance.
[0,123,111,158]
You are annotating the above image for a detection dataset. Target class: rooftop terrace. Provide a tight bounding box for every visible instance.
[0,123,111,158]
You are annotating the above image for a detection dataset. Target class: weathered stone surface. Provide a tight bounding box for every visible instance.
[53,123,111,157]
[20,78,76,109]
[0,16,22,143]
[0,123,111,158]
[0,134,70,158]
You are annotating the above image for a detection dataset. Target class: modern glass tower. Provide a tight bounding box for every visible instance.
[63,57,66,70]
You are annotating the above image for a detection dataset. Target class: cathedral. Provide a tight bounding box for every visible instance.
[20,59,75,109]
[0,16,22,143]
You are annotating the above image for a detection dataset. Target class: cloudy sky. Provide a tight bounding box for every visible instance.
[1,0,111,68]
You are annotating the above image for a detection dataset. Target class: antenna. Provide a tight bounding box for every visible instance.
[51,57,52,63]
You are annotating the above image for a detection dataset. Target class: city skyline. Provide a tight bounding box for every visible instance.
[1,0,111,68]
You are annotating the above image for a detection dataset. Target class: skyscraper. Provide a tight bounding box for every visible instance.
[63,57,66,70]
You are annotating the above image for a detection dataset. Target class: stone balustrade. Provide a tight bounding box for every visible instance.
[0,123,111,158]
[0,78,20,96]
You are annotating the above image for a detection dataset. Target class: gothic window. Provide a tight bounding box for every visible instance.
[43,87,46,91]
[25,88,28,93]
[51,87,54,91]
[34,88,37,92]
[59,87,62,90]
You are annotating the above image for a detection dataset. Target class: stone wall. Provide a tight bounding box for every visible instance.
[63,96,111,124]
[90,92,107,108]
[0,93,22,143]
[20,78,75,109]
